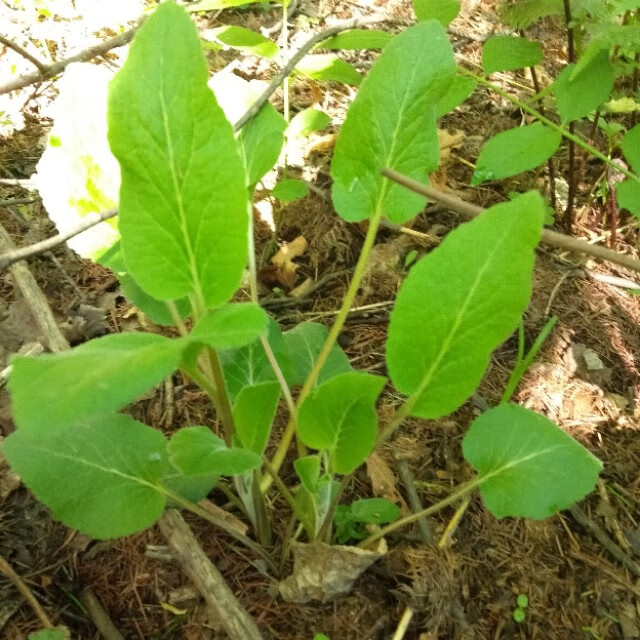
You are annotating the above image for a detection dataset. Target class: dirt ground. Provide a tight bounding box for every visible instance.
[1,1,640,639]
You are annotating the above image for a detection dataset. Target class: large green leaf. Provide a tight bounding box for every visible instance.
[617,179,640,218]
[482,36,542,73]
[435,74,476,118]
[414,0,461,25]
[471,123,561,185]
[295,55,362,85]
[316,29,394,50]
[621,124,640,173]
[463,404,602,519]
[283,322,352,386]
[553,50,614,123]
[297,372,386,474]
[3,414,168,538]
[233,381,281,455]
[331,21,456,223]
[167,427,261,476]
[191,303,269,349]
[9,333,186,435]
[272,179,309,202]
[108,1,248,308]
[386,191,544,419]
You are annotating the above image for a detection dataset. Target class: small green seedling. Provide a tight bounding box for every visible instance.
[513,593,529,623]
[333,498,401,544]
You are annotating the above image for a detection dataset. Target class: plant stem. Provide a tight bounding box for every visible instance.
[358,477,483,549]
[206,348,235,445]
[267,208,385,480]
[460,69,640,186]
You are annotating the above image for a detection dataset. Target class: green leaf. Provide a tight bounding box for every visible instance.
[28,628,69,640]
[482,36,542,73]
[295,455,321,493]
[386,191,544,419]
[295,54,362,85]
[617,179,640,218]
[168,427,261,476]
[207,25,277,58]
[10,333,186,435]
[272,179,309,202]
[331,21,456,223]
[287,109,331,138]
[233,381,281,455]
[3,414,168,538]
[283,322,352,386]
[161,469,219,505]
[414,0,461,25]
[435,74,476,118]
[239,103,287,188]
[191,303,269,349]
[471,123,562,185]
[220,317,293,401]
[553,50,614,123]
[186,0,255,10]
[463,404,602,519]
[99,242,190,326]
[108,1,248,308]
[498,0,563,29]
[297,372,386,474]
[316,29,394,50]
[350,498,401,524]
[621,124,640,173]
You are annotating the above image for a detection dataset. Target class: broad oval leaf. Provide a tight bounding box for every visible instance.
[498,0,563,29]
[463,404,602,519]
[9,333,186,435]
[168,427,261,476]
[316,29,394,50]
[287,109,332,138]
[191,303,269,349]
[297,372,386,474]
[617,179,640,218]
[553,50,614,123]
[295,54,362,85]
[621,124,640,173]
[414,0,461,25]
[350,498,401,524]
[435,74,476,118]
[331,21,456,223]
[386,191,545,419]
[3,414,168,539]
[482,35,542,74]
[186,0,254,10]
[108,1,248,308]
[206,25,277,58]
[233,381,281,456]
[272,179,309,203]
[471,123,561,185]
[283,322,352,387]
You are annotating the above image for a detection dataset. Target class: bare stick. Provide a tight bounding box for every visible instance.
[0,209,117,270]
[381,168,640,274]
[0,25,139,95]
[0,34,47,72]
[0,553,54,629]
[79,589,125,640]
[233,14,393,132]
[0,222,69,352]
[158,510,264,640]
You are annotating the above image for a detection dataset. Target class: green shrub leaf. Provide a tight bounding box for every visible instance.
[435,74,476,118]
[10,333,186,435]
[350,498,401,524]
[191,303,269,349]
[233,381,281,455]
[3,414,168,538]
[617,179,640,218]
[297,372,386,474]
[331,21,456,223]
[463,404,602,519]
[186,0,255,10]
[283,322,352,386]
[498,0,563,29]
[287,109,332,138]
[295,455,321,493]
[621,124,640,172]
[471,123,561,185]
[386,191,544,419]
[414,0,461,25]
[482,35,542,73]
[317,29,394,50]
[108,1,248,308]
[553,50,614,122]
[272,179,309,202]
[168,427,261,476]
[207,25,277,58]
[295,55,362,85]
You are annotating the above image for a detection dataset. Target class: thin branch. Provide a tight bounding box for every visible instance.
[381,168,640,274]
[0,209,117,270]
[0,24,139,95]
[0,34,47,72]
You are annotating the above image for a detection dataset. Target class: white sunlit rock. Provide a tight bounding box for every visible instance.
[34,63,120,260]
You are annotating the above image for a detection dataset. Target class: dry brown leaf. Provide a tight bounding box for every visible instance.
[272,235,308,266]
[365,452,405,506]
[198,499,248,536]
[289,277,314,298]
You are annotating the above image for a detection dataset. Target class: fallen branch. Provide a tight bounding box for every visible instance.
[0,209,117,270]
[381,168,640,274]
[0,25,139,95]
[0,34,47,73]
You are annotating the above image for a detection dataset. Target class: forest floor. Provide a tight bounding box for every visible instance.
[1,1,640,639]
